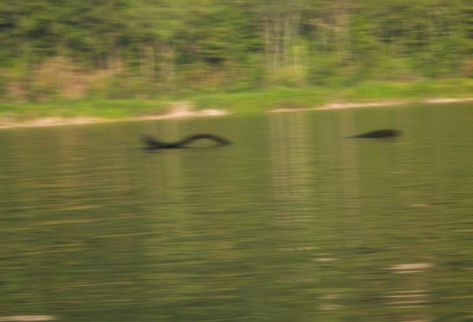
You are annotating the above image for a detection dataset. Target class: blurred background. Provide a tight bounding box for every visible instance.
[0,0,471,104]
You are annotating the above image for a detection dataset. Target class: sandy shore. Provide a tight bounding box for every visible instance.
[0,108,229,130]
[270,97,473,113]
[1,97,471,130]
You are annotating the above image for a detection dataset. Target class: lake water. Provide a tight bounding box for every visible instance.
[0,103,472,322]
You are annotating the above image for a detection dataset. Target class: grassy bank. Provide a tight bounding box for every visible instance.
[1,79,472,123]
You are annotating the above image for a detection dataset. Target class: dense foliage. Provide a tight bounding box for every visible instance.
[0,0,471,100]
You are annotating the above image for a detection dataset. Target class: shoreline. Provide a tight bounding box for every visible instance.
[1,97,472,130]
[0,107,229,130]
[270,97,473,113]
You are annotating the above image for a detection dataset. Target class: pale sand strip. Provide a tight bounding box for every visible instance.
[1,97,471,130]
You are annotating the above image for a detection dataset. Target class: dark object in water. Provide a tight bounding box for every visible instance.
[347,129,402,139]
[141,133,231,150]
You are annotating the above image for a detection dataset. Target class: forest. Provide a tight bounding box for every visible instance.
[0,0,471,102]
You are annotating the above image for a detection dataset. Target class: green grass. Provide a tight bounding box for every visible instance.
[190,78,473,113]
[1,79,472,121]
[0,99,170,120]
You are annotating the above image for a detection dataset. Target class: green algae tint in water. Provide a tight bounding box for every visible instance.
[0,103,472,322]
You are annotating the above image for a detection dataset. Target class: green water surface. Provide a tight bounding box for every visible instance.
[0,103,472,321]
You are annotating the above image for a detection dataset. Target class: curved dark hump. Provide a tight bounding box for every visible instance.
[348,129,402,139]
[179,133,232,146]
[201,134,232,145]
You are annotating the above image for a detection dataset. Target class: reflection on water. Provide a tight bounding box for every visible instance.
[0,104,472,321]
